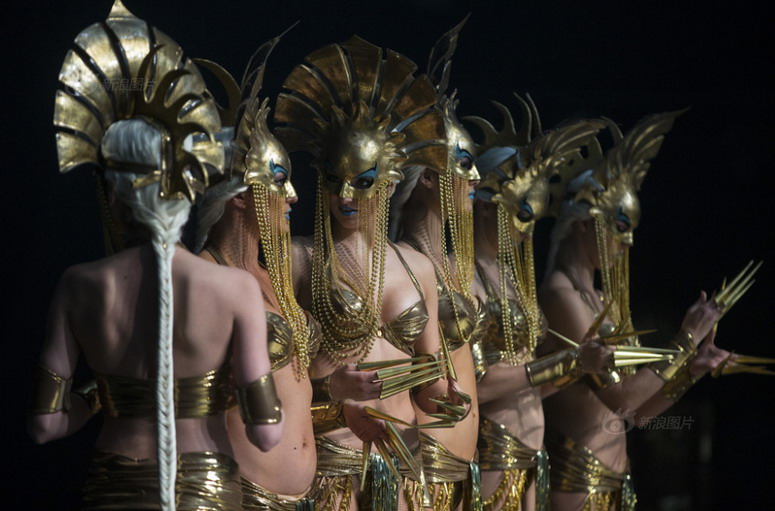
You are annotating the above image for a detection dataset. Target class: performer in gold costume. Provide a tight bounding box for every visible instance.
[28,2,283,510]
[275,36,467,510]
[388,18,483,511]
[538,112,742,511]
[464,98,612,511]
[193,34,319,511]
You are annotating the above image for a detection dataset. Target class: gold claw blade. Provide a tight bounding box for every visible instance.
[357,356,428,371]
[548,328,579,348]
[427,398,466,416]
[715,261,761,314]
[722,365,775,376]
[384,422,423,482]
[614,351,672,360]
[439,327,458,381]
[377,360,444,379]
[614,346,680,355]
[614,355,674,367]
[734,355,775,364]
[360,441,371,493]
[380,369,444,399]
[711,353,734,379]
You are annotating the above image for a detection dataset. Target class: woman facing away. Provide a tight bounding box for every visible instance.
[538,113,735,511]
[275,36,468,510]
[29,3,282,510]
[465,99,613,511]
[194,38,320,510]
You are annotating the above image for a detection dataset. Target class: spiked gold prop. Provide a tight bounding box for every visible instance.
[711,353,775,378]
[547,328,676,369]
[358,356,448,400]
[712,260,761,319]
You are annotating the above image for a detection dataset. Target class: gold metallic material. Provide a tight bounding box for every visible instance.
[29,365,71,415]
[73,379,102,416]
[661,364,700,401]
[546,432,636,511]
[275,37,445,199]
[241,476,316,511]
[712,260,761,318]
[81,450,242,510]
[55,0,223,201]
[235,373,282,424]
[95,366,231,418]
[310,401,346,435]
[650,330,696,382]
[310,375,334,404]
[478,417,548,511]
[711,353,775,377]
[525,348,581,387]
[197,35,312,379]
[471,340,488,382]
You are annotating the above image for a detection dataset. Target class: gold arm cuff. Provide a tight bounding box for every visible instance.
[471,341,488,383]
[310,401,347,435]
[526,349,580,387]
[73,380,102,416]
[29,365,72,415]
[661,363,701,401]
[311,375,335,405]
[650,330,696,382]
[235,374,282,424]
[586,369,623,390]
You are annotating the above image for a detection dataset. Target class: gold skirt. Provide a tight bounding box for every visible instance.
[545,431,636,511]
[315,436,399,511]
[81,450,241,510]
[241,476,316,510]
[478,417,549,511]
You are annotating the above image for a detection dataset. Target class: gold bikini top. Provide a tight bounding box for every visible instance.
[96,364,231,419]
[327,243,429,357]
[436,273,486,352]
[475,262,548,363]
[267,310,321,372]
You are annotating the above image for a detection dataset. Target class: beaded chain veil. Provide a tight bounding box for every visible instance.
[274,36,445,364]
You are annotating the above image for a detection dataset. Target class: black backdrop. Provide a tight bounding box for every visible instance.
[2,1,774,509]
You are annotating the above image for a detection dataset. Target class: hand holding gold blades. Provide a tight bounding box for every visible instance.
[548,328,677,367]
[711,353,775,378]
[584,301,657,345]
[712,260,762,319]
[358,356,447,400]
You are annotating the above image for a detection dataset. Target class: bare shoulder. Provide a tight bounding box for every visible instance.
[176,251,260,300]
[394,242,435,280]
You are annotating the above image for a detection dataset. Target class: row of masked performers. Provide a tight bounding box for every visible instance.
[30,2,772,510]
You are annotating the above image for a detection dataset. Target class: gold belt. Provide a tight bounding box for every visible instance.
[478,416,541,471]
[241,476,316,511]
[545,431,636,511]
[82,450,241,510]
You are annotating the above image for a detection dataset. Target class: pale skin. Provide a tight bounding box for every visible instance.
[472,201,614,511]
[28,236,281,458]
[393,168,483,510]
[200,176,317,498]
[538,217,728,511]
[292,183,455,510]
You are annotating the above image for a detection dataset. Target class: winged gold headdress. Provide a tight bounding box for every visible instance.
[54,0,222,252]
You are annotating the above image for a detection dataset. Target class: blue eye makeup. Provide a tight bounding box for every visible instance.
[455,144,474,170]
[351,166,377,189]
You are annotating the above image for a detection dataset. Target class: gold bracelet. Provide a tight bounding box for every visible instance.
[311,375,335,405]
[586,369,623,390]
[661,364,701,401]
[235,374,282,424]
[310,401,347,435]
[650,330,696,382]
[73,380,102,416]
[526,349,581,388]
[29,365,72,415]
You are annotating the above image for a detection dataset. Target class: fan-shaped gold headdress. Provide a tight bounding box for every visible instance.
[274,36,446,199]
[54,0,223,199]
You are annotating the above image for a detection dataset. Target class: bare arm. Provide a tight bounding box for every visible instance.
[230,270,282,451]
[28,269,93,443]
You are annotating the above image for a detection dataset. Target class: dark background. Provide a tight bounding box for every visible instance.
[2,0,773,509]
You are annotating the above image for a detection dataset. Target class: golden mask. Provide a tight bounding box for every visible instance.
[442,96,480,181]
[573,111,686,246]
[274,36,446,200]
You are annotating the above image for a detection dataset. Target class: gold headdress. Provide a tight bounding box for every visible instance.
[469,96,603,362]
[274,36,444,363]
[54,0,223,252]
[195,33,310,378]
